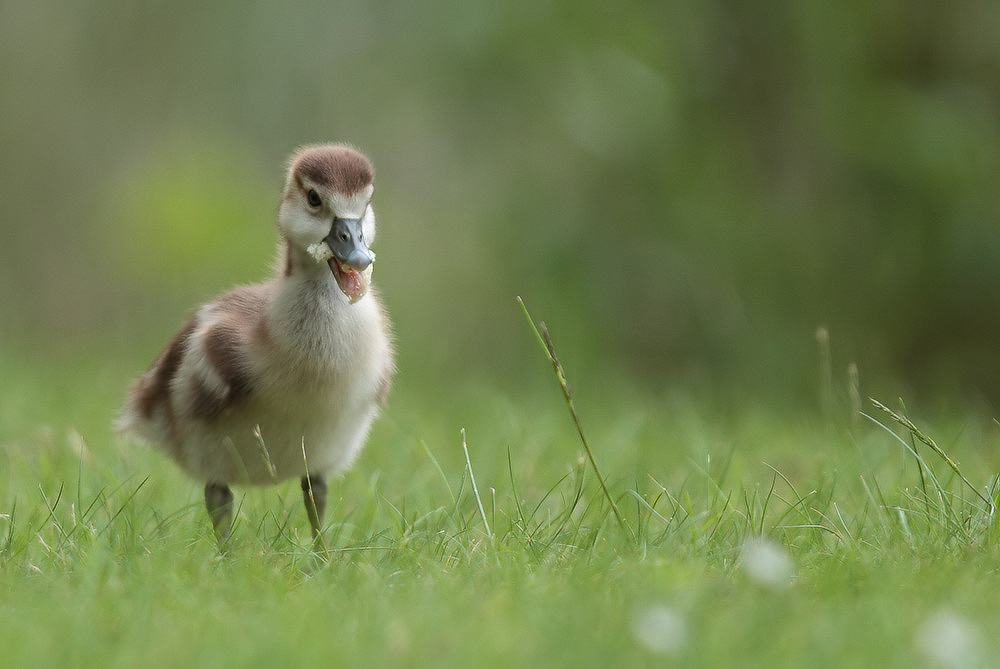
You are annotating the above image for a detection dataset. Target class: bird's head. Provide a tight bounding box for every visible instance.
[279,144,377,303]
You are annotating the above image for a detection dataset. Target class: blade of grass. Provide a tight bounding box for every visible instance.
[1,501,15,556]
[38,482,66,540]
[96,476,149,539]
[516,296,634,541]
[898,398,931,519]
[301,440,328,556]
[507,447,529,536]
[869,398,994,514]
[422,439,456,505]
[461,429,492,539]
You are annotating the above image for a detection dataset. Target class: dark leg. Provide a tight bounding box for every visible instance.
[205,482,234,546]
[301,473,328,541]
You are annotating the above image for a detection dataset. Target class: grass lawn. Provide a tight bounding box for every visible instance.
[2,334,999,668]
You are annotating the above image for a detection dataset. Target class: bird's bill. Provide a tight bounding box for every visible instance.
[323,217,375,303]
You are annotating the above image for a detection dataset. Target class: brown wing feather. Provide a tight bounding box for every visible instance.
[189,322,254,421]
[134,317,197,422]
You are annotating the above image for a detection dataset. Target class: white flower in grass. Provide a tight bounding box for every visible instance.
[916,608,982,669]
[632,604,687,655]
[741,537,794,590]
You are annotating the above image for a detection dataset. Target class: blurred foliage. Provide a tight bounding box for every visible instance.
[2,0,1000,407]
[98,140,276,289]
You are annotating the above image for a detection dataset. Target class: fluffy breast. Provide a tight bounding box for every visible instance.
[119,279,393,485]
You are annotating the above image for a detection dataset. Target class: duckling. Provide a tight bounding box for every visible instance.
[118,144,394,546]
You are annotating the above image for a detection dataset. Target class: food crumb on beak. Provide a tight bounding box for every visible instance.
[307,242,334,263]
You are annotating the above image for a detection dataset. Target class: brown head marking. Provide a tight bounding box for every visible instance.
[290,144,374,195]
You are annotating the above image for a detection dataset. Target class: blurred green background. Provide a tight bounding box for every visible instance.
[2,1,1000,410]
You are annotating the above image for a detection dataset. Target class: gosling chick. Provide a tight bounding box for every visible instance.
[118,144,394,545]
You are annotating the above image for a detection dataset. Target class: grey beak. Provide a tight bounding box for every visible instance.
[324,217,375,270]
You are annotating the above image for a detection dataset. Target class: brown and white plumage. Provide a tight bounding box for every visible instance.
[118,144,394,544]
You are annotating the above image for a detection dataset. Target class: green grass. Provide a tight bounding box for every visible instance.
[2,332,1000,668]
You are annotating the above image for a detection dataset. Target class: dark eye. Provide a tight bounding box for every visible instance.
[306,189,322,208]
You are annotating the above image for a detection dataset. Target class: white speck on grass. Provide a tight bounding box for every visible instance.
[916,608,983,669]
[741,537,794,590]
[632,604,687,655]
